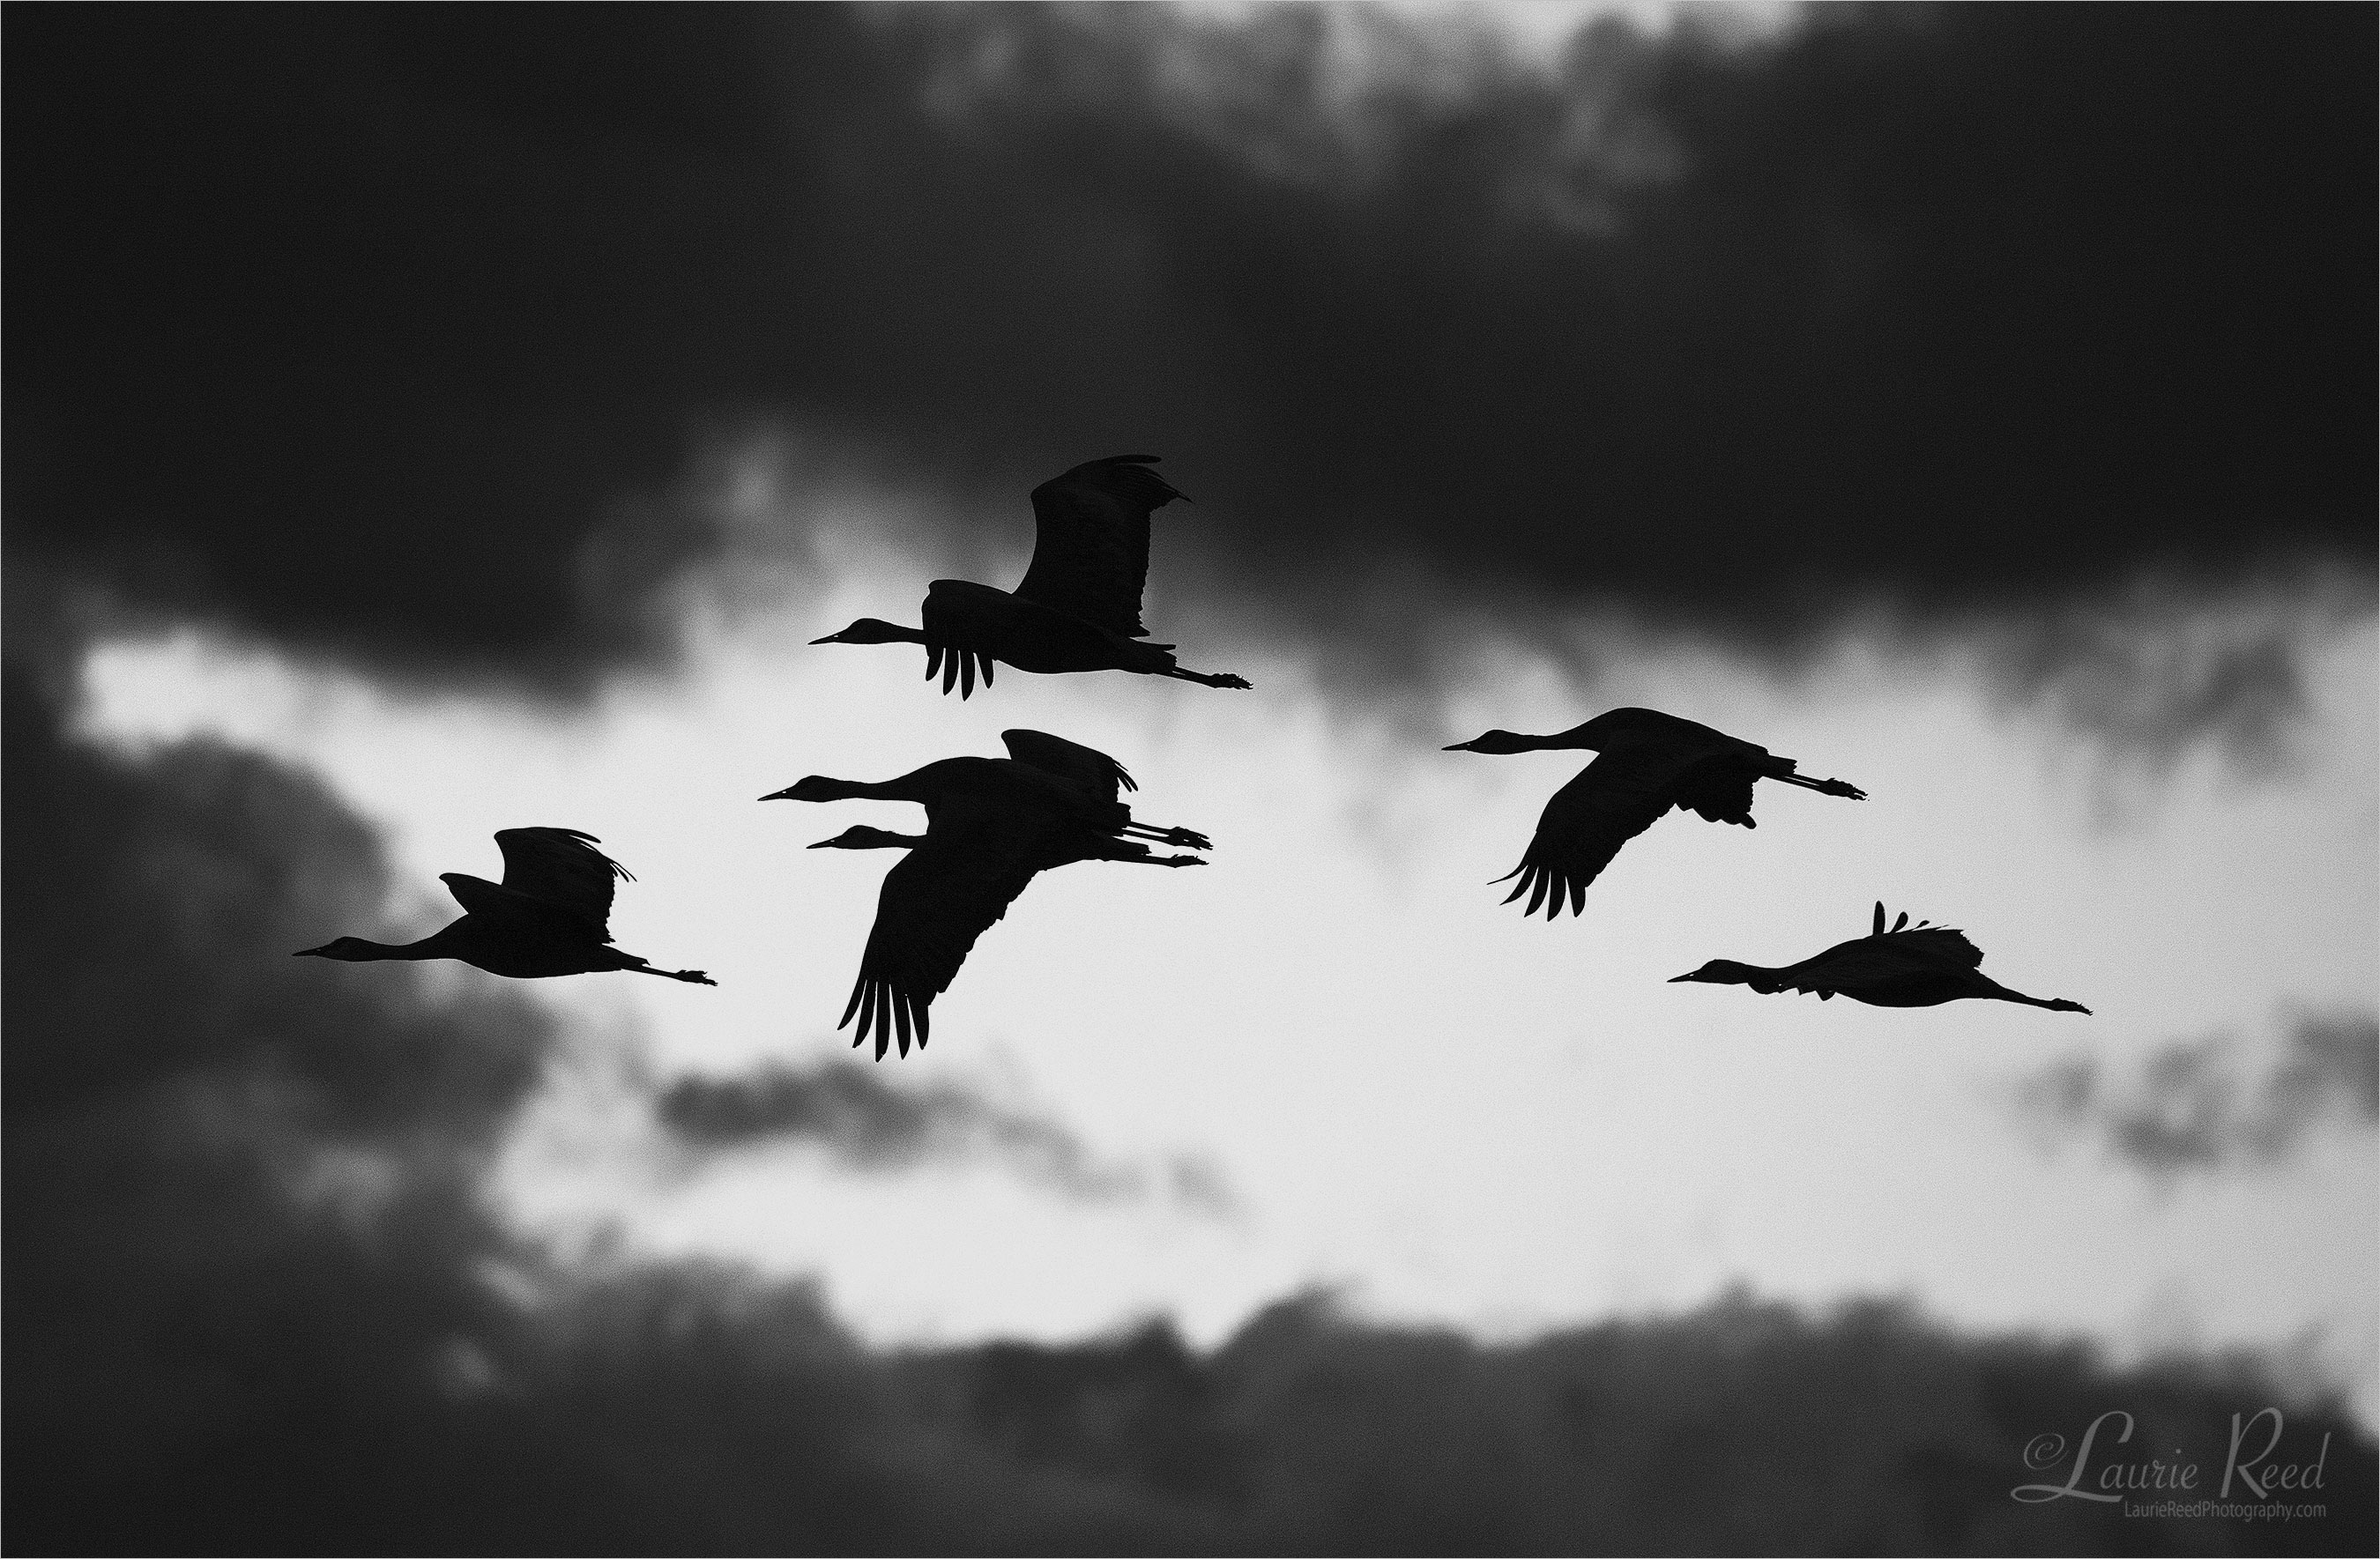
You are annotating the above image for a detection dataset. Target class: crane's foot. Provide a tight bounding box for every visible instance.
[1167,668,1252,689]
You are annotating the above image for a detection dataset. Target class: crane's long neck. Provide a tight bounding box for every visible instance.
[1508,725,1605,752]
[307,932,455,962]
[807,776,929,804]
[1673,958,1789,991]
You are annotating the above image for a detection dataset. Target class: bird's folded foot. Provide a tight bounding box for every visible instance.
[1165,826,1211,850]
[1821,778,1868,800]
[1160,854,1207,867]
[1161,666,1252,690]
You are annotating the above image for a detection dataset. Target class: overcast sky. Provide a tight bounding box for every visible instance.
[8,4,2374,1552]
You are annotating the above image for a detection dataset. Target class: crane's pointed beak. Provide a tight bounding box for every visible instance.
[759,787,794,802]
[807,634,837,645]
[1442,740,1477,753]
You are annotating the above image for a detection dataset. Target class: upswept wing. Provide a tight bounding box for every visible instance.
[1496,744,1708,919]
[841,820,1052,1060]
[1865,902,1982,967]
[1014,455,1186,638]
[494,827,631,939]
[1000,728,1137,804]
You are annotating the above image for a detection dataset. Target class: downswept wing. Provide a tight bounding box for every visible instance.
[494,827,631,940]
[1497,743,1707,919]
[1014,455,1186,638]
[841,820,1052,1060]
[1001,728,1137,804]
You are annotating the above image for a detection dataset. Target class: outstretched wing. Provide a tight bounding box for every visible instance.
[494,828,630,939]
[841,820,1050,1060]
[1014,455,1186,638]
[1000,728,1137,804]
[1779,924,1985,996]
[1496,745,1706,919]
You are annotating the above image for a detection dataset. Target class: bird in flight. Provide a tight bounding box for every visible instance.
[1670,902,2091,1013]
[1444,707,1867,919]
[294,828,716,984]
[809,455,1251,697]
[763,730,1209,1058]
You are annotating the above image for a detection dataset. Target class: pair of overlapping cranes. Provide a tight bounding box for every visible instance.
[296,456,2091,1051]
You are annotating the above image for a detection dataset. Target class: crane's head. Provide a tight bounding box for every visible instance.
[810,618,913,646]
[1442,729,1538,755]
[807,825,923,851]
[759,776,857,804]
[1667,959,1765,986]
[294,937,382,962]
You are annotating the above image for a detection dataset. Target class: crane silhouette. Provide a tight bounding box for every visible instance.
[763,730,1209,1058]
[1444,708,1868,918]
[294,828,716,984]
[1670,902,2091,1013]
[809,455,1251,697]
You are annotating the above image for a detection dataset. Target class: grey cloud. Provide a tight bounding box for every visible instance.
[2012,1011,2378,1177]
[656,1058,1240,1217]
[1957,576,2366,776]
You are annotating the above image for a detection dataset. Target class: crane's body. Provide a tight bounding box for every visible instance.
[765,730,1209,1058]
[810,457,1250,697]
[295,828,716,984]
[1445,707,1867,919]
[1670,902,2090,1013]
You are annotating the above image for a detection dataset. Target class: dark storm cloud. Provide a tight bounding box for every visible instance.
[656,1057,1239,1216]
[0,658,591,1549]
[2012,1011,2378,1177]
[7,4,2369,713]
